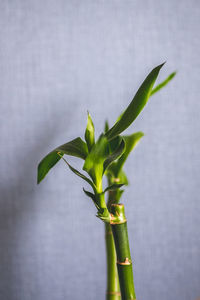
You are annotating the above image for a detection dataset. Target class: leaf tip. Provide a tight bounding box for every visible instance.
[158,61,166,70]
[37,163,43,184]
[138,131,145,137]
[37,178,42,185]
[171,71,177,78]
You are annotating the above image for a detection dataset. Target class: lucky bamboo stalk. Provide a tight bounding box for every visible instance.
[37,63,176,300]
[104,130,141,300]
[110,204,136,300]
[105,189,122,300]
[103,69,176,299]
[105,222,121,300]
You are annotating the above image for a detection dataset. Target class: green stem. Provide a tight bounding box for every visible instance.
[110,204,136,300]
[105,222,121,300]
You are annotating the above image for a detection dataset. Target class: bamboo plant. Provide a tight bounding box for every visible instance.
[37,63,175,300]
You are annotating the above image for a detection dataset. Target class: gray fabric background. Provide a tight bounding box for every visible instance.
[0,1,199,299]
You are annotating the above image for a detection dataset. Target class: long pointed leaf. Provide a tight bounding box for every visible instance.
[150,72,176,96]
[37,152,63,184]
[106,63,165,140]
[37,137,88,184]
[60,156,96,191]
[85,112,95,151]
[103,138,125,173]
[83,188,100,209]
[83,188,96,202]
[104,183,124,193]
[57,137,88,159]
[116,132,144,172]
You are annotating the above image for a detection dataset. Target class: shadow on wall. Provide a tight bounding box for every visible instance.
[0,102,75,300]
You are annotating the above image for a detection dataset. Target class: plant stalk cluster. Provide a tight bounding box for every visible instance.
[37,63,176,299]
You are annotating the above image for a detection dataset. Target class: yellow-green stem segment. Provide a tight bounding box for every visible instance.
[105,223,121,300]
[110,204,136,300]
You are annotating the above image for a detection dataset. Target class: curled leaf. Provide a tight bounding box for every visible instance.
[83,188,100,210]
[116,132,144,172]
[37,137,88,184]
[60,156,95,191]
[104,183,124,193]
[96,208,110,223]
[103,138,125,173]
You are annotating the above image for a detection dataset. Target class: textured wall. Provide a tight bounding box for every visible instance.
[0,1,199,299]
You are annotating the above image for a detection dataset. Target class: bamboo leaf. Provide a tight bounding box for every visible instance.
[85,112,95,152]
[96,208,110,222]
[105,132,143,187]
[106,166,129,185]
[83,188,96,202]
[150,71,176,96]
[116,132,144,172]
[83,134,109,191]
[103,138,125,173]
[104,120,109,133]
[37,137,88,184]
[57,137,88,159]
[83,188,100,209]
[106,63,165,140]
[60,156,96,191]
[118,169,129,186]
[104,183,124,193]
[111,71,176,137]
[109,135,122,153]
[37,152,63,184]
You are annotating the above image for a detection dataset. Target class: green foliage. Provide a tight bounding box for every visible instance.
[83,188,96,202]
[106,165,129,185]
[59,155,96,191]
[103,138,125,173]
[106,132,143,181]
[105,133,144,204]
[37,152,62,184]
[83,188,100,209]
[85,112,95,151]
[151,71,176,96]
[105,63,165,140]
[37,137,88,183]
[116,132,144,173]
[104,120,109,133]
[103,183,125,193]
[83,134,110,191]
[37,63,176,219]
[37,63,176,300]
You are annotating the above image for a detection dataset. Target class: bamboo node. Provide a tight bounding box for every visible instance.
[109,205,127,224]
[117,257,132,265]
[110,215,127,225]
[113,178,120,183]
[107,291,121,296]
[110,219,127,225]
